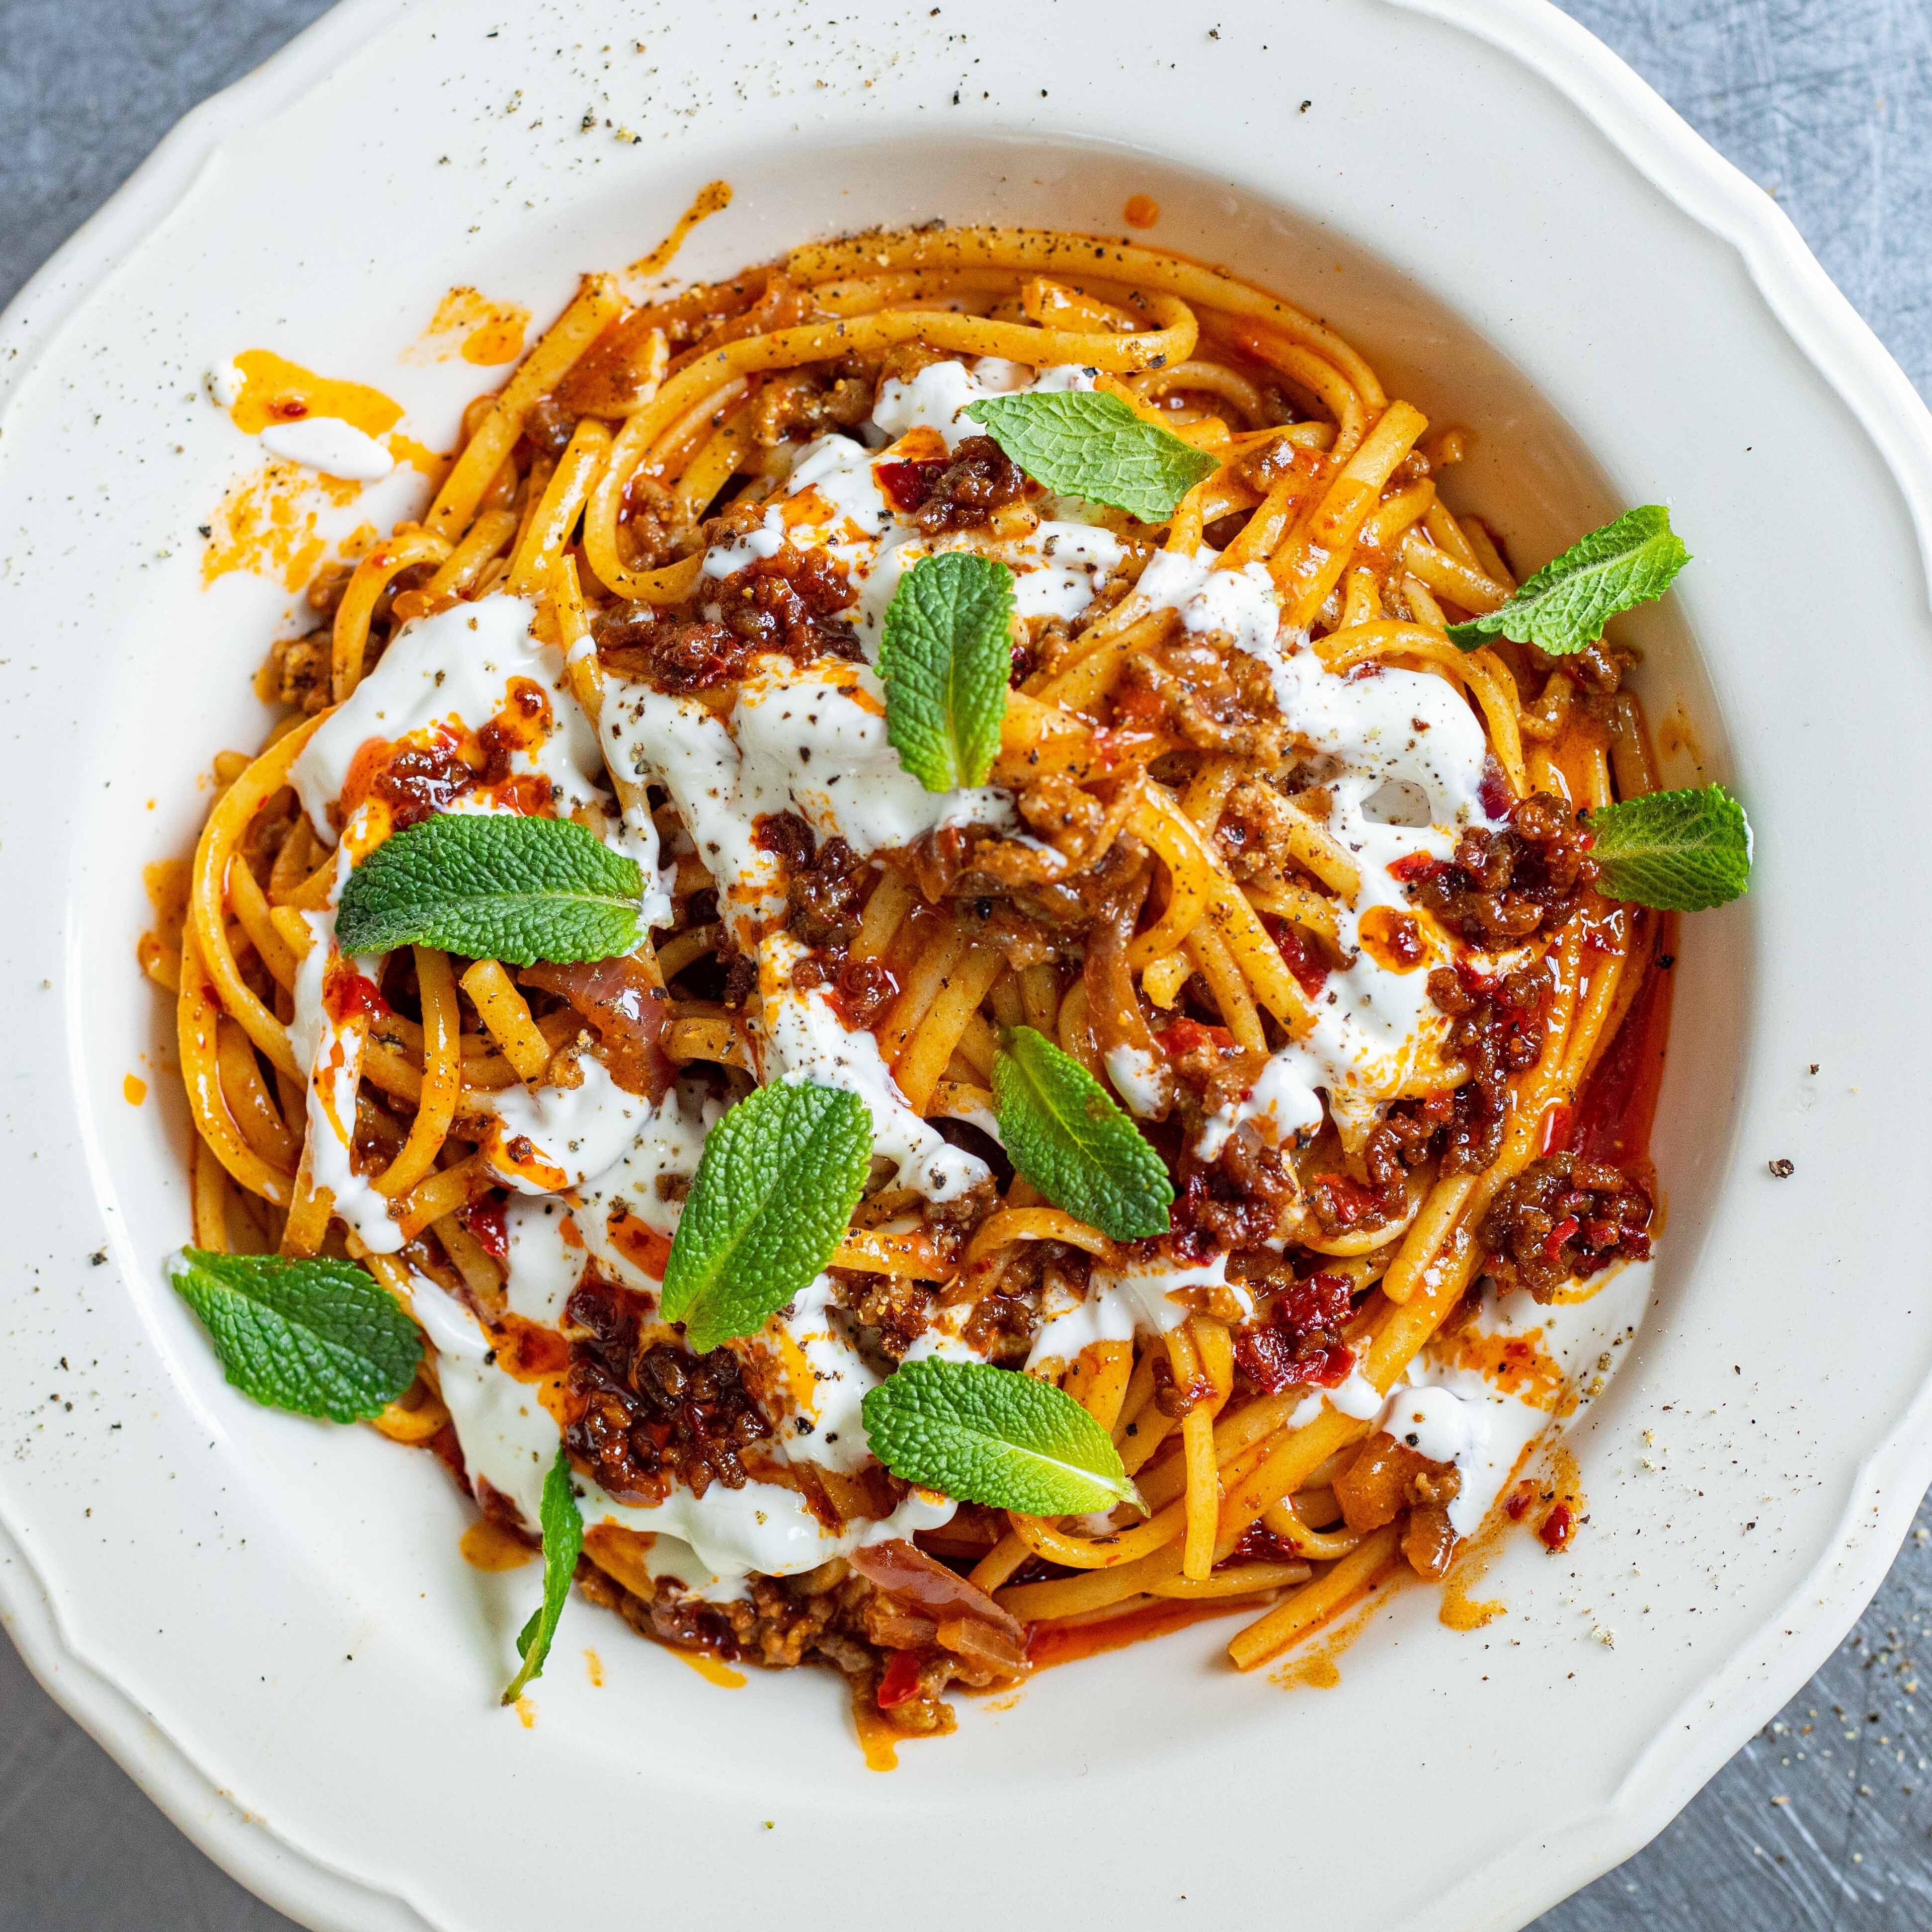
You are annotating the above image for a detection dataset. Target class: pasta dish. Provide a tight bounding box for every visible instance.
[150,220,1750,1746]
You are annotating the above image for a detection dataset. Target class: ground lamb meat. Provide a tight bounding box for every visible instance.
[1479,1151,1652,1302]
[1174,1128,1300,1252]
[1362,1091,1456,1193]
[595,545,861,691]
[520,396,578,458]
[829,1268,936,1360]
[710,544,863,664]
[755,810,869,951]
[595,602,749,692]
[1117,631,1286,763]
[268,629,334,714]
[573,1547,1016,1737]
[562,1280,773,1503]
[749,373,872,448]
[789,951,898,1027]
[1401,791,1595,946]
[899,434,1030,534]
[1425,959,1552,1173]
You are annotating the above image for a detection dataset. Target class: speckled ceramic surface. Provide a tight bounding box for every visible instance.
[2,3,1930,1929]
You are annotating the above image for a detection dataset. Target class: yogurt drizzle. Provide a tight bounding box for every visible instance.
[290,356,1588,1594]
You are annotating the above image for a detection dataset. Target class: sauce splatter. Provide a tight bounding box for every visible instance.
[1448,1328,1567,1411]
[1123,194,1161,229]
[1270,1583,1400,1690]
[200,464,359,588]
[138,858,191,982]
[584,1648,605,1687]
[410,287,531,367]
[1569,914,1677,1172]
[851,1700,901,1772]
[513,1696,537,1729]
[671,1646,746,1690]
[627,180,733,280]
[459,1519,536,1571]
[122,1073,147,1106]
[222,350,403,441]
[1027,1596,1257,1670]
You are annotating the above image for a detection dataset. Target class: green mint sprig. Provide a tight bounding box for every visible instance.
[502,1440,584,1705]
[166,1248,422,1423]
[1446,506,1689,656]
[877,552,1015,793]
[861,1356,1144,1516]
[964,389,1218,522]
[336,815,644,963]
[658,1080,872,1353]
[992,1026,1173,1242]
[1586,783,1751,911]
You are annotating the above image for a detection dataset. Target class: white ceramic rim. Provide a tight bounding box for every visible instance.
[3,3,1930,1928]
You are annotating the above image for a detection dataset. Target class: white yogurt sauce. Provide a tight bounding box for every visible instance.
[1136,545,1284,659]
[757,933,988,1201]
[409,1271,953,1598]
[732,659,1014,857]
[1137,556,1500,1144]
[689,359,1127,658]
[284,854,400,1255]
[292,595,637,881]
[473,1049,653,1195]
[870,357,1095,451]
[1369,1361,1544,1537]
[502,1078,720,1320]
[1103,1042,1169,1119]
[1025,1251,1251,1370]
[257,417,395,482]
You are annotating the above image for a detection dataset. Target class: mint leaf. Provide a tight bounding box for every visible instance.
[861,1357,1143,1515]
[166,1247,421,1423]
[964,390,1218,522]
[1586,783,1751,911]
[502,1440,583,1705]
[992,1027,1173,1241]
[877,552,1015,792]
[658,1081,871,1353]
[336,815,643,963]
[1446,506,1690,655]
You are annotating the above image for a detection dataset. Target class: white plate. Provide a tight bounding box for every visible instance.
[2,2,1929,1927]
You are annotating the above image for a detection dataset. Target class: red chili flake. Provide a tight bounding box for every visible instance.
[462,1195,509,1262]
[873,457,949,514]
[1372,910,1425,969]
[1478,757,1513,822]
[1272,922,1331,997]
[1234,1330,1353,1395]
[1386,850,1441,884]
[876,1648,924,1709]
[1505,1481,1538,1522]
[1311,1173,1381,1227]
[1541,1215,1581,1265]
[321,962,391,1025]
[1538,1102,1574,1157]
[1231,1523,1302,1565]
[1156,1017,1235,1059]
[1539,1503,1576,1552]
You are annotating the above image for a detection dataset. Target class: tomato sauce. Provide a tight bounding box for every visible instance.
[1026,1597,1266,1670]
[321,960,390,1025]
[874,457,950,515]
[1569,913,1678,1170]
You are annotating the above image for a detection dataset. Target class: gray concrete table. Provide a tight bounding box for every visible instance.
[2,1,1929,1925]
